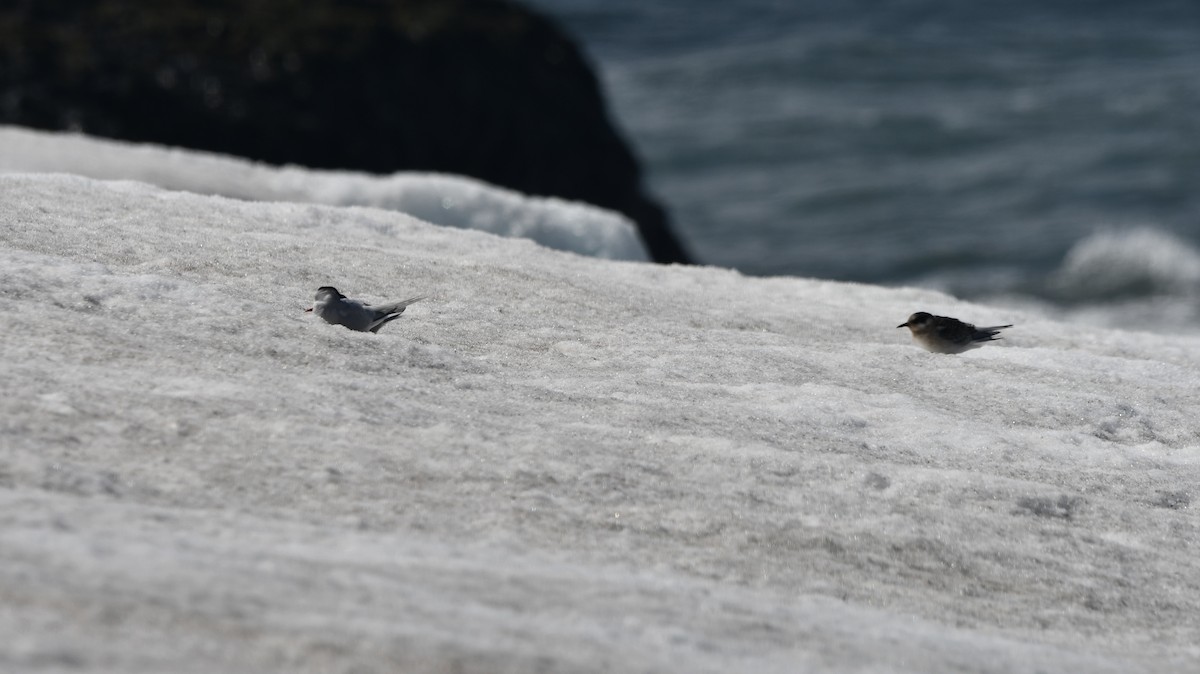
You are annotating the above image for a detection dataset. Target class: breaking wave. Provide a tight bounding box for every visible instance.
[1048,228,1200,303]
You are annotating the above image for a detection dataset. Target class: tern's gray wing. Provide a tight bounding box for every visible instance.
[322,298,375,331]
[365,296,425,316]
[363,296,425,333]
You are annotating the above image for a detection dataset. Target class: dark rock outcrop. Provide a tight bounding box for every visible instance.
[0,0,690,263]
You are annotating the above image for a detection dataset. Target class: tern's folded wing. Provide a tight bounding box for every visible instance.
[367,296,424,316]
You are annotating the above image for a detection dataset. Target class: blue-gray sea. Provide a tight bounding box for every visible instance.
[531,0,1200,332]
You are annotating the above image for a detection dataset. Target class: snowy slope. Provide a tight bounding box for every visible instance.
[0,125,648,262]
[2,172,1198,673]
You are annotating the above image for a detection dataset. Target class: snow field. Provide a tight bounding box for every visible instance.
[1,169,1197,672]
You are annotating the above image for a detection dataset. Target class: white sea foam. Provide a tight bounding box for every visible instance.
[0,125,648,262]
[975,228,1200,334]
[1051,227,1200,300]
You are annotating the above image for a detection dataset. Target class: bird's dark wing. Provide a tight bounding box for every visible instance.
[969,324,1012,343]
[934,319,979,345]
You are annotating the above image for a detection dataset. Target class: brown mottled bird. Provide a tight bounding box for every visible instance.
[897,312,1012,354]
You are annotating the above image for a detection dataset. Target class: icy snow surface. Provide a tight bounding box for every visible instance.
[1,169,1199,673]
[0,125,648,262]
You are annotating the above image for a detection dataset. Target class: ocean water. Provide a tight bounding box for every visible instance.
[529,0,1200,332]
